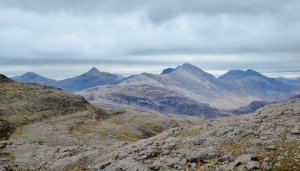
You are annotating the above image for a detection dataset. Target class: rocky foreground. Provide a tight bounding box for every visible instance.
[0,98,299,170]
[1,74,300,170]
[94,98,300,171]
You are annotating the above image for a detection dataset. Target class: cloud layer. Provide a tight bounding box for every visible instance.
[0,0,300,78]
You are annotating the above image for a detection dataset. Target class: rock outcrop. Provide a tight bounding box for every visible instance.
[95,98,300,170]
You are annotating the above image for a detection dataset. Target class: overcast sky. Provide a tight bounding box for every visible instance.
[1,0,300,79]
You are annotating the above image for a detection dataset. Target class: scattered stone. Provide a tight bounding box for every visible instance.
[246,161,260,170]
[290,123,300,134]
[187,162,197,169]
[218,153,232,162]
[93,162,111,171]
[75,120,84,124]
[262,160,272,170]
[102,158,150,171]
[150,160,161,170]
[226,154,259,171]
[191,137,206,145]
[266,145,276,151]
[16,139,27,145]
[0,141,9,149]
[114,152,129,160]
[187,147,220,162]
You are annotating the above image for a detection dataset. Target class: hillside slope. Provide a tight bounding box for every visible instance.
[0,74,106,140]
[78,84,229,118]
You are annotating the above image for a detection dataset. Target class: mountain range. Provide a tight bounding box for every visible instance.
[11,64,300,117]
[78,64,299,117]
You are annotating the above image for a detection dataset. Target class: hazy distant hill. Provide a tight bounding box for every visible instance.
[52,67,124,92]
[12,67,124,92]
[12,72,56,85]
[277,77,300,85]
[219,69,297,101]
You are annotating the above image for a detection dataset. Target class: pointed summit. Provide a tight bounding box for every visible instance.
[87,67,100,73]
[83,67,102,76]
[53,67,123,92]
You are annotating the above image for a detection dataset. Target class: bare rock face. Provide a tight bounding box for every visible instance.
[100,158,151,171]
[187,147,220,162]
[226,154,260,171]
[94,99,300,171]
[290,123,300,134]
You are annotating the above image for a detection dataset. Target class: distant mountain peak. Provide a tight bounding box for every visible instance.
[87,67,100,73]
[83,67,102,76]
[161,63,200,75]
[176,63,205,72]
[22,72,40,78]
[161,68,175,74]
[182,63,195,67]
[11,72,55,85]
[15,72,49,80]
[219,69,263,80]
[246,69,263,76]
[173,63,215,79]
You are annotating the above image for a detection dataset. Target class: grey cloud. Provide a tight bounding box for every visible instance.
[1,0,300,23]
[0,0,300,78]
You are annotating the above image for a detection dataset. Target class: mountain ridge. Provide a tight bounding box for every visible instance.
[78,63,299,116]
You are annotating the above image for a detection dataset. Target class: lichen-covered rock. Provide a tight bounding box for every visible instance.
[102,158,150,171]
[187,147,220,162]
[226,154,259,171]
